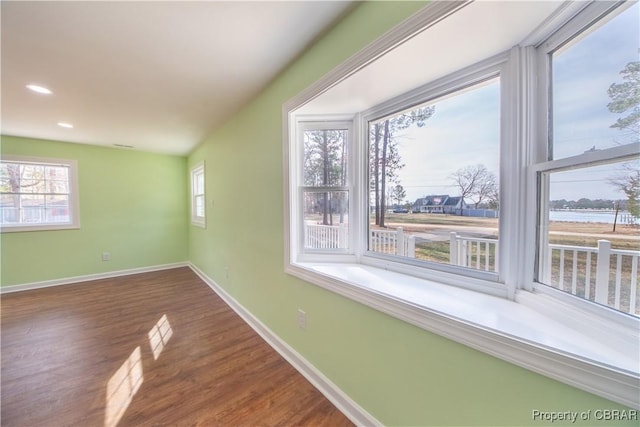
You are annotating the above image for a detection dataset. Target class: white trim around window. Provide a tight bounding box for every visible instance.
[0,155,80,232]
[283,1,639,408]
[190,161,206,228]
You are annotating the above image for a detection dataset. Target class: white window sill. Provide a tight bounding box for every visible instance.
[287,261,640,409]
[190,220,206,228]
[1,223,80,233]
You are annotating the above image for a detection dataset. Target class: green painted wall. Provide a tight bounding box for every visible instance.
[1,135,188,286]
[187,2,635,426]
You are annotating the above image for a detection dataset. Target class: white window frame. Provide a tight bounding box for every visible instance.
[294,119,355,261]
[358,59,508,294]
[0,155,80,232]
[283,1,639,408]
[190,161,206,228]
[526,0,640,319]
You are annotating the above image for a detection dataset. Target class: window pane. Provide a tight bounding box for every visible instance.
[0,177,11,193]
[195,172,204,195]
[20,194,45,223]
[303,129,348,187]
[538,160,640,316]
[20,164,38,178]
[368,79,500,273]
[47,180,69,194]
[45,166,68,181]
[1,194,18,224]
[303,191,348,250]
[46,195,70,223]
[1,164,22,192]
[552,3,639,159]
[21,178,45,193]
[195,195,205,218]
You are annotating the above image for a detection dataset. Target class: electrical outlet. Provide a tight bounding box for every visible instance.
[297,309,307,330]
[102,252,111,261]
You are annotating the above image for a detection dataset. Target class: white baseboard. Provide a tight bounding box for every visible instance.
[0,262,190,294]
[188,263,381,427]
[2,261,381,425]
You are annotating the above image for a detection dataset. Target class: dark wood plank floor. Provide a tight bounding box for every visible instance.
[1,267,353,427]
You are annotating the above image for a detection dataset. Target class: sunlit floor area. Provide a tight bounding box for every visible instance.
[0,267,352,426]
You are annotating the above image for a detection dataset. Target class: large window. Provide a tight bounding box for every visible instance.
[535,1,639,316]
[0,155,79,232]
[190,162,205,228]
[284,0,639,408]
[367,78,500,277]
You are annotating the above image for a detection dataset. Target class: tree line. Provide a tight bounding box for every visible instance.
[550,199,631,210]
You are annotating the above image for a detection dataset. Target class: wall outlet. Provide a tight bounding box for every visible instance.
[102,252,111,261]
[297,309,307,330]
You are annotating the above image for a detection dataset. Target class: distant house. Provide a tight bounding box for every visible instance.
[412,195,467,214]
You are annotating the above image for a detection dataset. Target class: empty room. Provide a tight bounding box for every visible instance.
[1,1,639,426]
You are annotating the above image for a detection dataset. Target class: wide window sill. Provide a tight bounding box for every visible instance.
[287,261,640,409]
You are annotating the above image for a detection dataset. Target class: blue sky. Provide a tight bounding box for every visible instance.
[392,80,499,203]
[392,2,638,203]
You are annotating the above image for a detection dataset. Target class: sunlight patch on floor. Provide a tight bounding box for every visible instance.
[148,314,173,361]
[104,346,144,427]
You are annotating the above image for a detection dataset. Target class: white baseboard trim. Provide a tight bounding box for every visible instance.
[0,262,190,294]
[188,263,381,427]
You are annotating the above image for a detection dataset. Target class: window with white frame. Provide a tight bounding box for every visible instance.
[284,0,639,408]
[0,155,79,232]
[299,122,351,253]
[190,162,205,227]
[366,77,501,278]
[534,0,639,316]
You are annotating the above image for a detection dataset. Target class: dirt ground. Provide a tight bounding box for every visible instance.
[379,213,639,249]
[548,221,638,237]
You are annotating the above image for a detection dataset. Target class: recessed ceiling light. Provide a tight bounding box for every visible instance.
[57,122,74,129]
[26,84,52,95]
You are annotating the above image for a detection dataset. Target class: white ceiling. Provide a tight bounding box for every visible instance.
[1,1,354,155]
[299,1,566,116]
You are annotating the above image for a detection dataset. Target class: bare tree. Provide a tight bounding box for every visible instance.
[450,164,498,209]
[389,184,406,208]
[610,162,640,219]
[474,170,497,208]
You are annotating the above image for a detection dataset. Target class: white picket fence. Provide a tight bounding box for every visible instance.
[369,227,416,257]
[303,223,638,315]
[304,223,416,256]
[449,232,499,272]
[305,223,348,249]
[449,234,639,315]
[545,240,639,314]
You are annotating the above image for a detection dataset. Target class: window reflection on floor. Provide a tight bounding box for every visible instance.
[104,346,143,427]
[148,314,173,361]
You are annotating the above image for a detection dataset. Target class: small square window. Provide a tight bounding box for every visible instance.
[0,156,79,232]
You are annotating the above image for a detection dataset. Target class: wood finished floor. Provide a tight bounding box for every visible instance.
[1,267,353,427]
